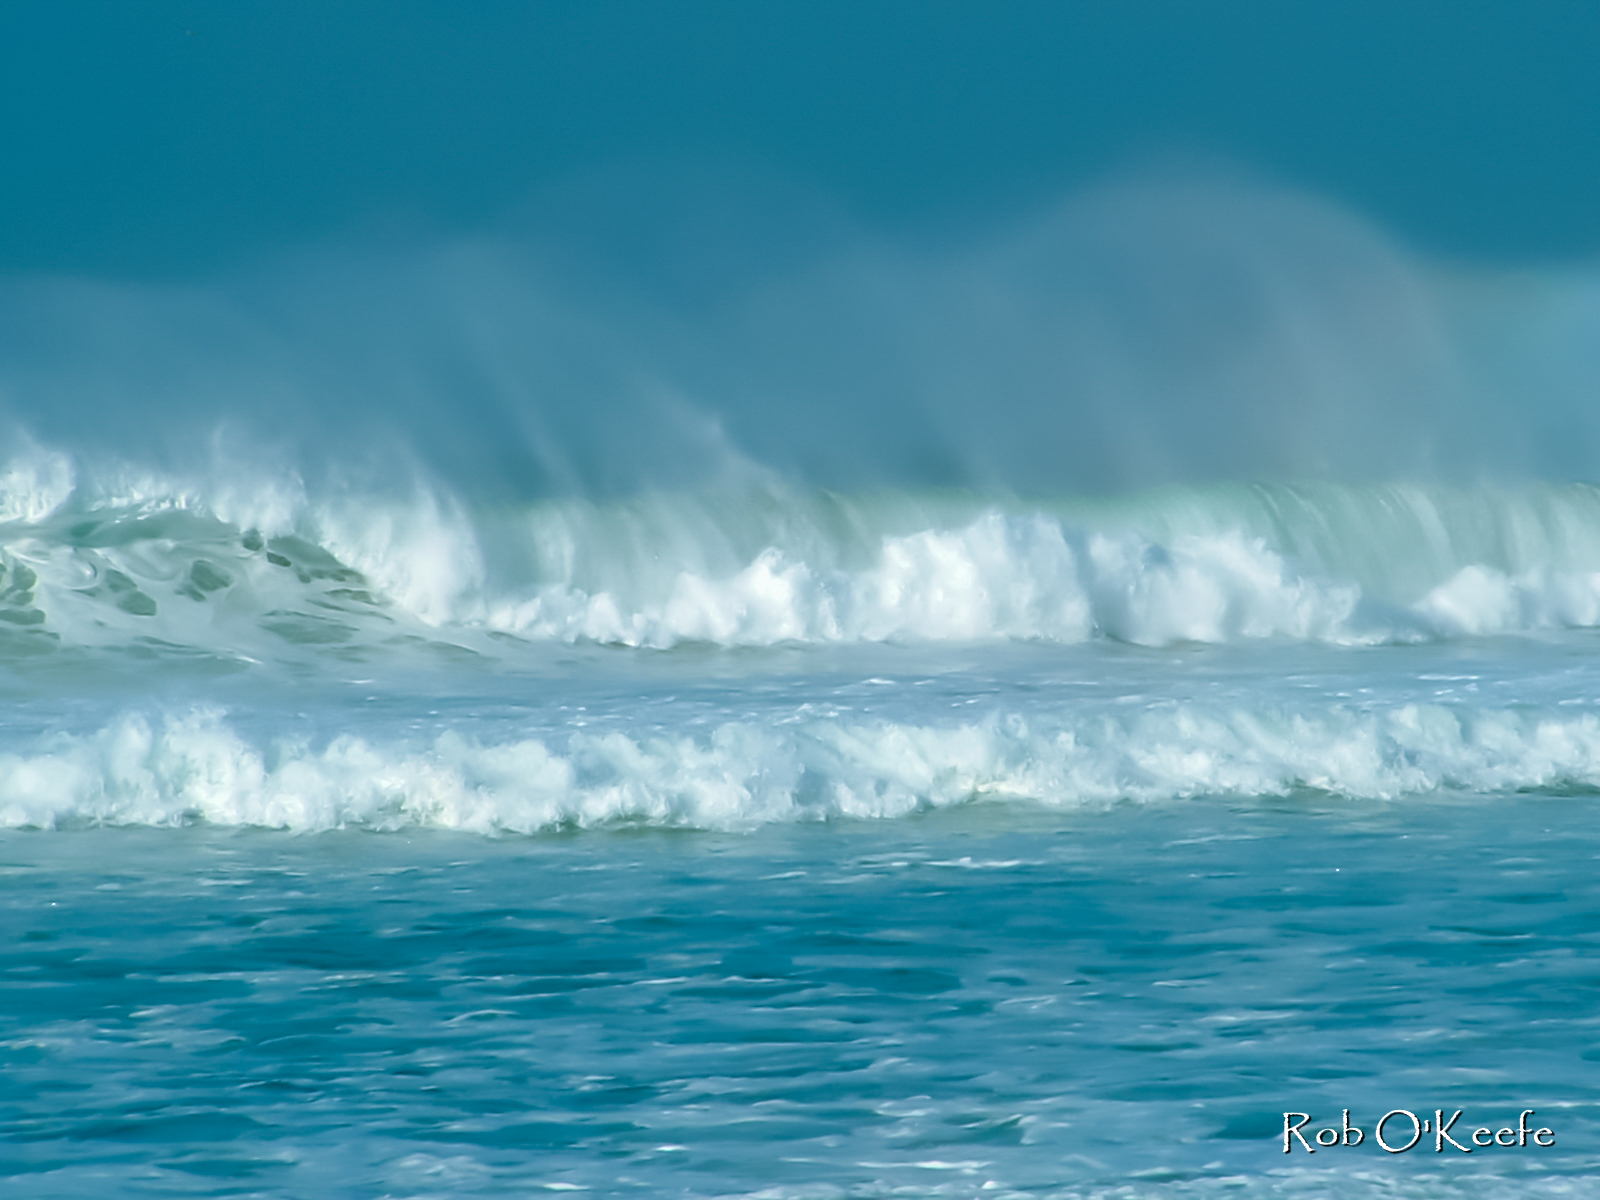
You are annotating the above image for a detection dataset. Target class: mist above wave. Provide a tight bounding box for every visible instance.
[4,171,1599,501]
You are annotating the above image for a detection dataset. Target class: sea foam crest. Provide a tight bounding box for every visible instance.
[312,489,484,627]
[486,513,1366,648]
[12,460,1600,653]
[1415,564,1600,637]
[5,702,1600,833]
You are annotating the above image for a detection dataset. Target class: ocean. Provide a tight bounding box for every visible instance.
[3,178,1600,1197]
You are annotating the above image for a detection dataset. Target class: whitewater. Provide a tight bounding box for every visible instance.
[4,180,1600,1197]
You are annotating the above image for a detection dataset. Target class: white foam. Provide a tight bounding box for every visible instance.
[311,486,486,627]
[5,702,1600,833]
[486,514,1368,648]
[1415,564,1600,636]
[9,450,1600,654]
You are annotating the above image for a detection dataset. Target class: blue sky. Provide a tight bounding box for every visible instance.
[4,1,1599,278]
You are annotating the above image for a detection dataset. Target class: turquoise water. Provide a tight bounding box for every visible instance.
[3,629,1600,1196]
[4,788,1597,1198]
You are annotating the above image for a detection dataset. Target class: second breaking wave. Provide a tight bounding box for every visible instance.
[5,700,1600,832]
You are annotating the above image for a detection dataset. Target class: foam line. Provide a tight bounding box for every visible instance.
[4,703,1598,832]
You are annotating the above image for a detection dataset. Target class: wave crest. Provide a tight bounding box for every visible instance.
[486,515,1363,648]
[5,460,1600,658]
[6,702,1600,833]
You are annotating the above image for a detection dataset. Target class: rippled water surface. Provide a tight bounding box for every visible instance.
[4,791,1597,1198]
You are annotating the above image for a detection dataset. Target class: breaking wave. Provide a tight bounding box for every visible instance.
[4,456,1600,661]
[6,700,1600,833]
[3,175,1600,664]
